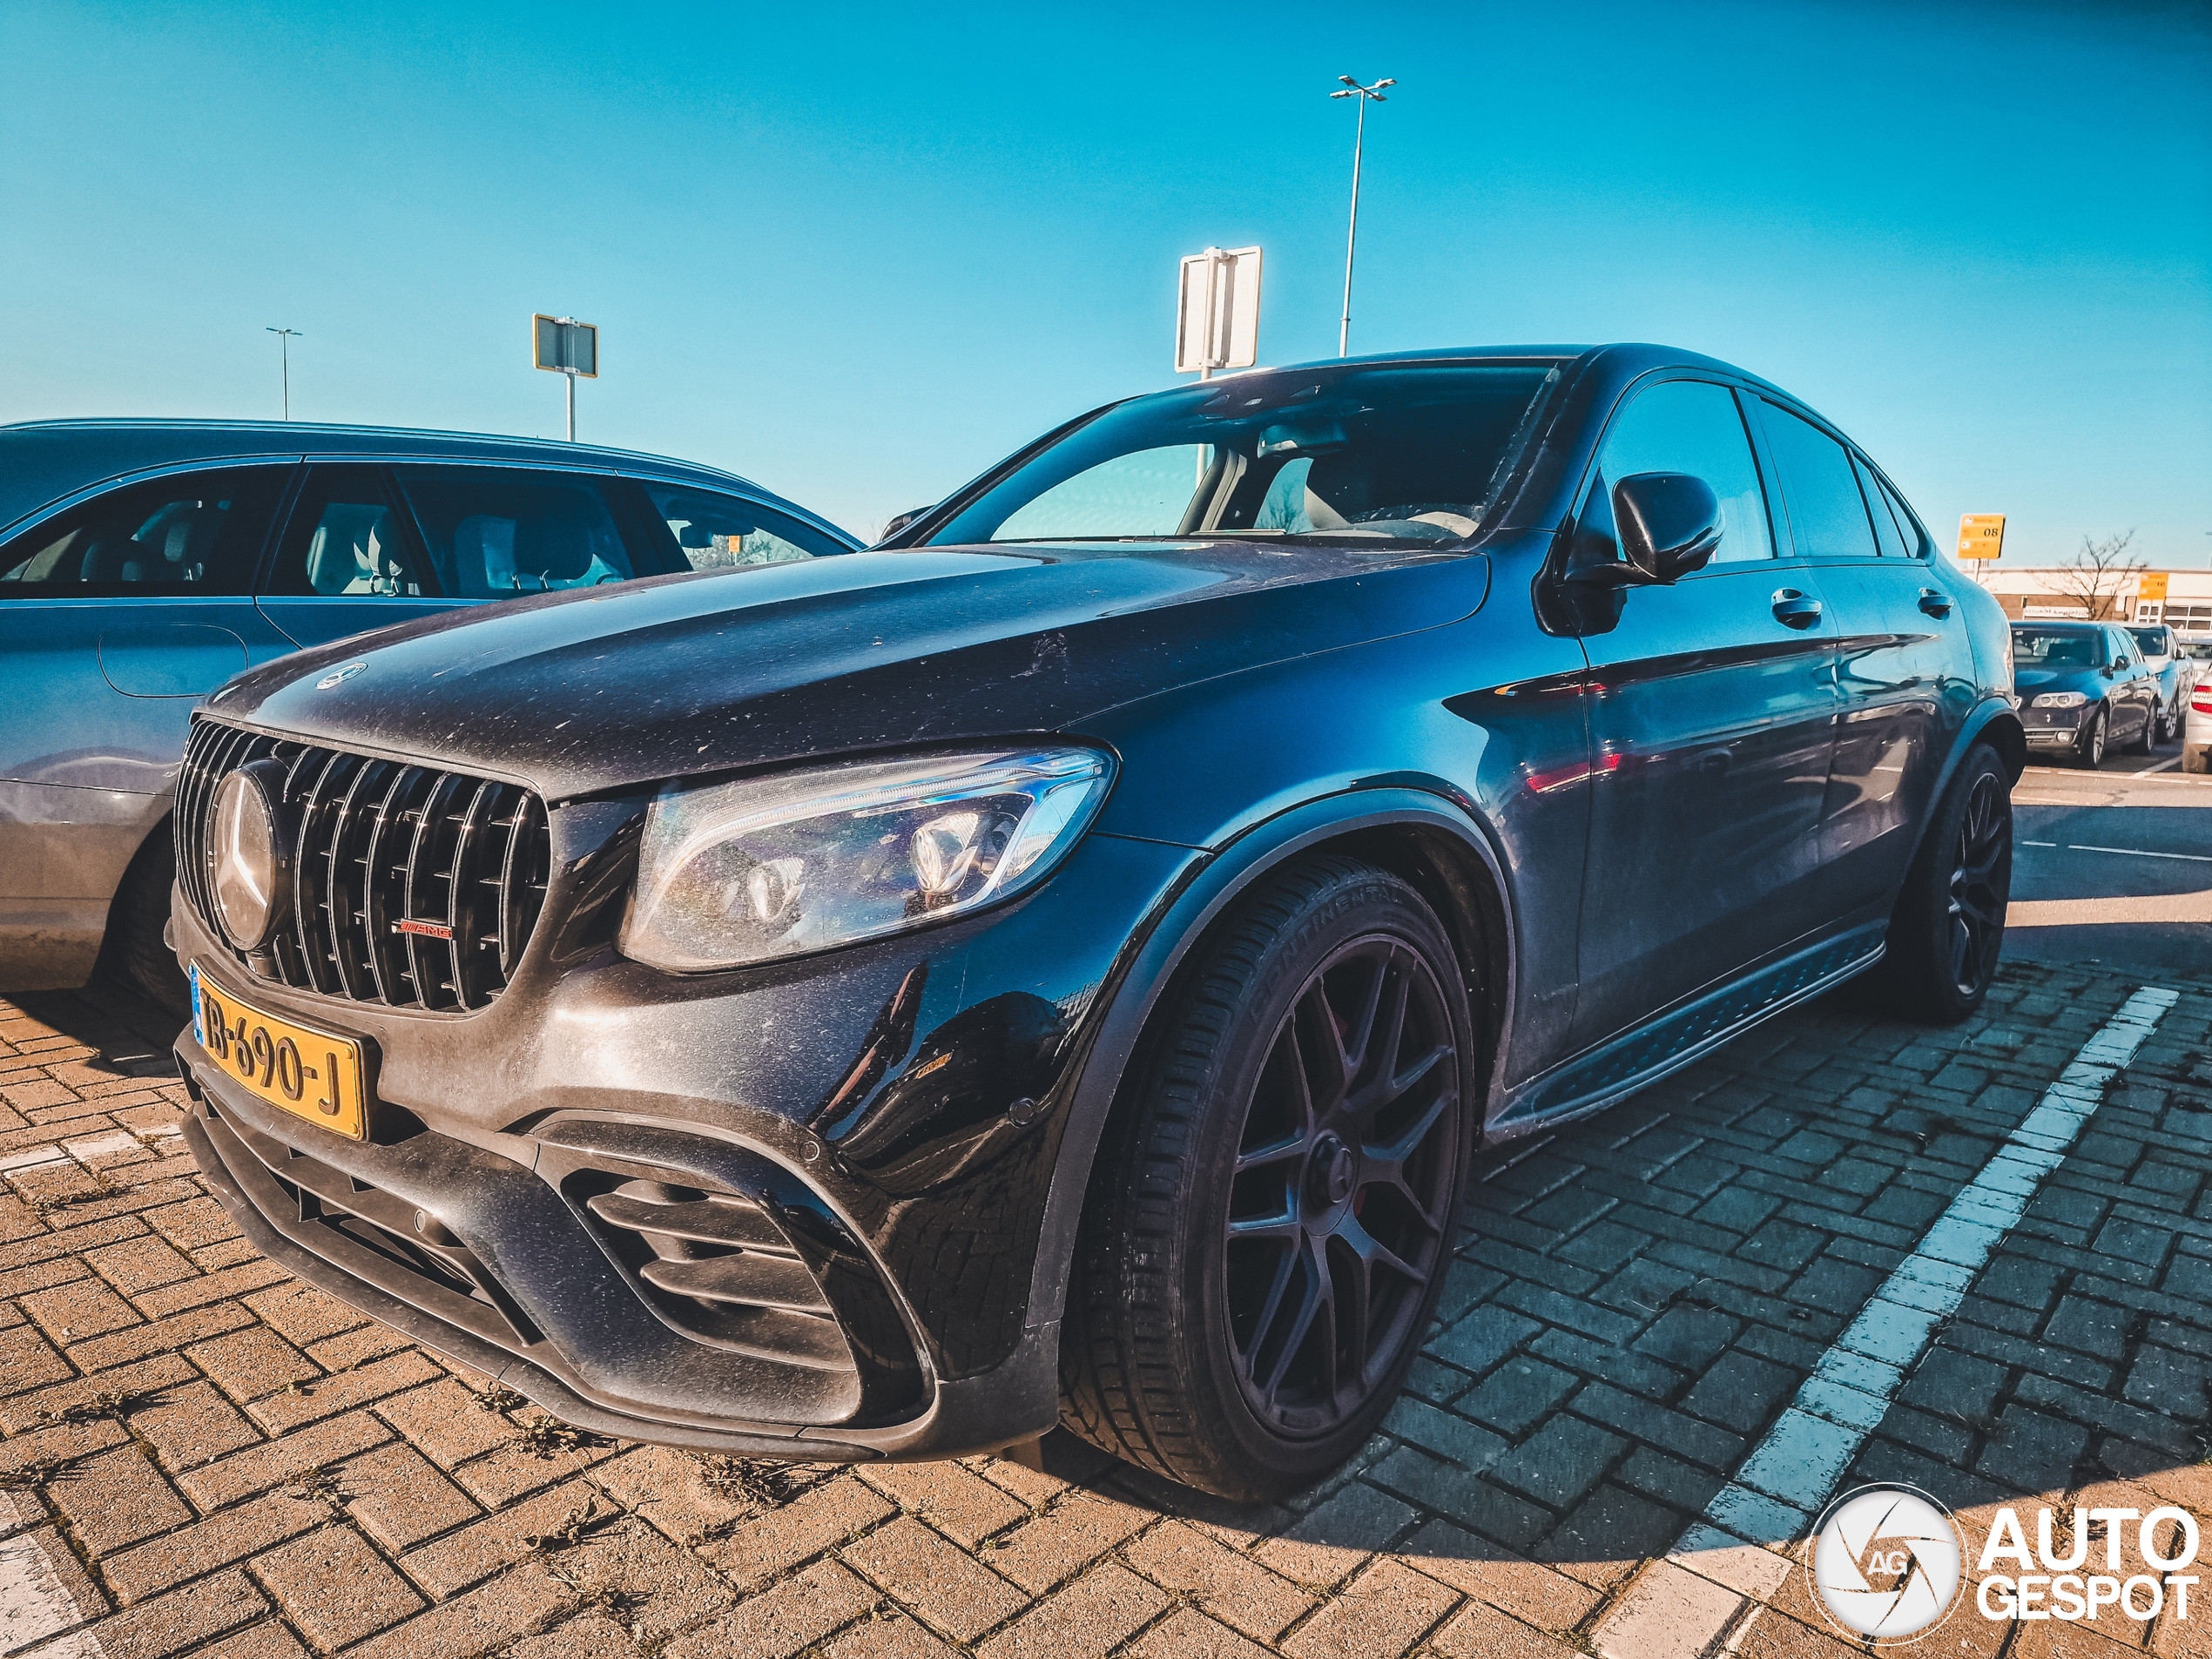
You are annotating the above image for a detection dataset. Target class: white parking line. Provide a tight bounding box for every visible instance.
[2067,843,2212,863]
[1593,985,2182,1658]
[0,1494,101,1656]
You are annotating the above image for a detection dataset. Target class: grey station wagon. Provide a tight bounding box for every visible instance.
[0,420,858,1007]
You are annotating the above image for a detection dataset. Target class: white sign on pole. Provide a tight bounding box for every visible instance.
[1175,246,1262,376]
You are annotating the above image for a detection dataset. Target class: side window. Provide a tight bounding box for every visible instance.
[1592,381,1773,563]
[1874,475,1926,556]
[266,466,435,597]
[0,467,286,595]
[1852,456,1911,558]
[643,483,849,569]
[398,468,636,597]
[1760,405,1878,561]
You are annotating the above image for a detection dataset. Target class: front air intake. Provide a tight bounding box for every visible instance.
[579,1178,856,1370]
[177,718,550,1011]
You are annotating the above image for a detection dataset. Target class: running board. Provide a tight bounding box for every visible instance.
[1488,925,1887,1142]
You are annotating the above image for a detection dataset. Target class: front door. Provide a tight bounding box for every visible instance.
[254,463,455,651]
[1568,378,1842,1050]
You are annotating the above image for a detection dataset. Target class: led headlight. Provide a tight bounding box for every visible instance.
[2031,691,2088,708]
[620,746,1115,972]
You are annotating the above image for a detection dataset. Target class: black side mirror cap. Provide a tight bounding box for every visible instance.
[1614,472,1722,583]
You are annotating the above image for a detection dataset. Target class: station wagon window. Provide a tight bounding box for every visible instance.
[1760,404,1878,562]
[641,483,849,569]
[265,465,436,598]
[398,467,636,596]
[1591,381,1773,563]
[0,468,285,595]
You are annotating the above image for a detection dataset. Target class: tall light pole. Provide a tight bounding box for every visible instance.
[265,327,302,420]
[1330,76,1393,358]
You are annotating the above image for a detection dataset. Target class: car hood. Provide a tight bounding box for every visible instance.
[2013,666,2107,697]
[209,541,1491,799]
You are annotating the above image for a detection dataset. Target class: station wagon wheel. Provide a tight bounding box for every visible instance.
[1061,856,1474,1501]
[1224,935,1458,1435]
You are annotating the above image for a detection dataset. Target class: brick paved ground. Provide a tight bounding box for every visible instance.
[3,958,2209,1658]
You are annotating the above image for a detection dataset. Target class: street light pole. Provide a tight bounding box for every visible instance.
[265,327,302,420]
[1330,76,1393,358]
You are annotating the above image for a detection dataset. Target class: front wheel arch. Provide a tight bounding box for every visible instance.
[1026,792,1515,1338]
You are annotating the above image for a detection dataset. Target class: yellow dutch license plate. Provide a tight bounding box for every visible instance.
[191,964,369,1141]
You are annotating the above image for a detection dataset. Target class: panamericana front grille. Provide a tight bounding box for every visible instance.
[178,718,550,1011]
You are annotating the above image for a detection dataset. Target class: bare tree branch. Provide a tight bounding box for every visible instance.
[2044,529,2144,622]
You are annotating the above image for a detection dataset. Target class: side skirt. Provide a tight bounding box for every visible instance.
[1487,923,1887,1143]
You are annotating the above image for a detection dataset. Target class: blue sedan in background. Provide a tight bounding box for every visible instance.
[2012,619,2163,767]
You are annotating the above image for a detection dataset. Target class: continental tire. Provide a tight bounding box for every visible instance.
[1060,856,1475,1501]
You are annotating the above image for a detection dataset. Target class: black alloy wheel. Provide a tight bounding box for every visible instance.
[1061,857,1474,1501]
[1875,743,2013,1023]
[1224,934,1460,1436]
[1943,769,2009,999]
[2078,708,2107,768]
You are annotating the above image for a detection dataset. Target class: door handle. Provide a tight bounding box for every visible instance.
[1770,590,1824,630]
[1918,588,1953,618]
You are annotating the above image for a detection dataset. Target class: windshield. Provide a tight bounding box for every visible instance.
[924,363,1561,549]
[2128,627,2171,657]
[2012,625,2108,669]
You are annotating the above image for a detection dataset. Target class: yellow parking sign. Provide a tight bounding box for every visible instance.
[1957,515,2006,560]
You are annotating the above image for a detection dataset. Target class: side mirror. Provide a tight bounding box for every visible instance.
[1613,473,1723,583]
[880,505,934,542]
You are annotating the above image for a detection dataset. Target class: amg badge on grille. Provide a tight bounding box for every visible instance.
[395,919,455,941]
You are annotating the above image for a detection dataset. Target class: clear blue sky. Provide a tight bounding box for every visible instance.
[4,1,2208,563]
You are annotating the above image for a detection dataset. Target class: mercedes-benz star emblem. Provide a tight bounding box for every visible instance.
[316,661,368,690]
[210,763,296,951]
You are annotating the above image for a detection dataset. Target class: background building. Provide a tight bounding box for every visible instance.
[1976,568,2212,639]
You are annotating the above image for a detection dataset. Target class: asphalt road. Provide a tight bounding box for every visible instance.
[2003,737,2212,975]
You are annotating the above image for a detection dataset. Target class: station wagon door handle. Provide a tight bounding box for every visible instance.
[1918,588,1953,618]
[1770,590,1824,630]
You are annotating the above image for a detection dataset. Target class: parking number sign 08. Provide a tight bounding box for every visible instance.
[1958,513,2006,560]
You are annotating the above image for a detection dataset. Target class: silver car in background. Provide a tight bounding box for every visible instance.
[0,420,858,1007]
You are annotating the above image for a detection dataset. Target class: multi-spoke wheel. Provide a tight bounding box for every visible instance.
[1944,771,2007,999]
[1061,857,1474,1501]
[1876,744,2012,1024]
[1224,937,1457,1435]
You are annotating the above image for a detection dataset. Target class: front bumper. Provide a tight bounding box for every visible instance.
[2021,705,2088,747]
[172,821,1197,1460]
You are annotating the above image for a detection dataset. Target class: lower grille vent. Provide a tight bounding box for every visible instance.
[580,1178,855,1370]
[205,1100,537,1346]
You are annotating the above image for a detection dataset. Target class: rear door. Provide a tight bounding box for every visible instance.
[0,465,293,987]
[1570,377,1842,1049]
[1755,404,1972,921]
